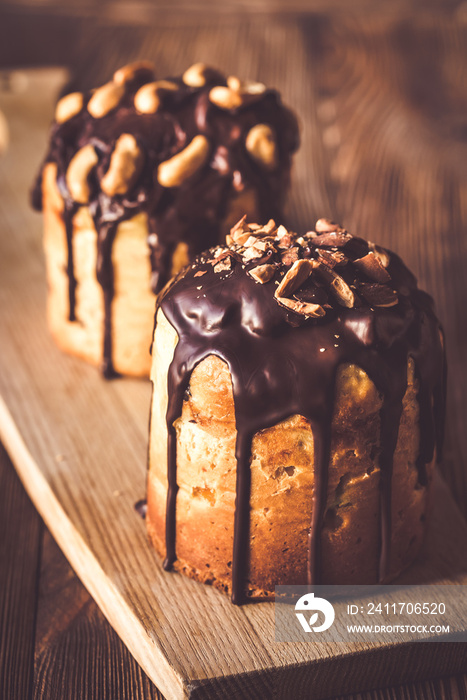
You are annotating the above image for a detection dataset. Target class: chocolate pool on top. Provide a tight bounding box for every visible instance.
[33,61,299,377]
[149,217,446,604]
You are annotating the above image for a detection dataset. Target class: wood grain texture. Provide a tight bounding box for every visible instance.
[0,445,165,700]
[0,469,459,700]
[0,443,41,700]
[27,516,467,700]
[34,534,164,700]
[341,674,467,700]
[0,7,467,699]
[0,468,461,700]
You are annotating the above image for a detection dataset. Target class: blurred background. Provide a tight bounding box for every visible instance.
[1,1,467,698]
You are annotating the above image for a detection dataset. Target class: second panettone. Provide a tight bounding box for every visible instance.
[147,217,446,603]
[33,61,299,377]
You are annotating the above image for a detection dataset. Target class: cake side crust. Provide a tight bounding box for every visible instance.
[42,162,157,377]
[147,309,431,597]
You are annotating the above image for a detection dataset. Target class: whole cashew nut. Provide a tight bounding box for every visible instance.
[157,135,210,188]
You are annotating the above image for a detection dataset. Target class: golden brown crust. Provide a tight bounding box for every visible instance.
[0,108,8,155]
[43,163,155,377]
[147,309,432,597]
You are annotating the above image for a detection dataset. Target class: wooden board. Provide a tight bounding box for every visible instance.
[1,67,467,700]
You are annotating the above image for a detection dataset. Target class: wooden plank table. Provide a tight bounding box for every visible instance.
[1,5,467,699]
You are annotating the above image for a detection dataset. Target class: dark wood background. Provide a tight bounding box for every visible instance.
[1,1,467,698]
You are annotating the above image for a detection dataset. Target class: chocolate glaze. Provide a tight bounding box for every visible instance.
[134,499,148,520]
[156,220,446,604]
[64,202,79,322]
[32,65,299,376]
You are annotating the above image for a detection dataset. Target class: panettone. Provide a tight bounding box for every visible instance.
[147,217,445,603]
[32,62,299,377]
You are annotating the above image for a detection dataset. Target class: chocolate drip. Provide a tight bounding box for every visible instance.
[63,203,79,322]
[163,376,184,570]
[31,169,44,213]
[157,223,446,604]
[32,66,299,376]
[134,499,148,519]
[307,418,332,588]
[93,220,119,377]
[231,431,254,604]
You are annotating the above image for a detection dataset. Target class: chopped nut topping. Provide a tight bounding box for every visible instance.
[315,218,341,233]
[275,259,316,298]
[281,247,299,266]
[368,241,390,268]
[313,231,352,248]
[209,217,398,320]
[233,231,254,246]
[329,273,355,308]
[276,296,325,318]
[213,257,232,273]
[314,264,355,308]
[213,247,228,259]
[194,270,207,277]
[262,219,277,234]
[353,252,391,283]
[248,264,276,284]
[317,249,347,269]
[245,235,261,248]
[230,215,247,235]
[276,224,288,239]
[254,238,273,252]
[243,246,264,262]
[277,233,295,249]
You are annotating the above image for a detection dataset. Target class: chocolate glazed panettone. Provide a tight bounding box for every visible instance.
[32,61,299,377]
[147,217,446,604]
